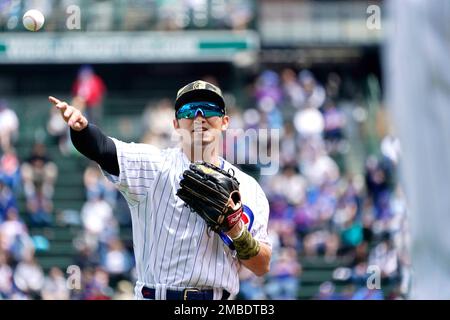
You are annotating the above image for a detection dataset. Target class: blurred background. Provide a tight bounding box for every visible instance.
[0,0,409,300]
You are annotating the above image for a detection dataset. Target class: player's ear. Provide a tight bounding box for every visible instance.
[173,118,180,129]
[221,115,229,131]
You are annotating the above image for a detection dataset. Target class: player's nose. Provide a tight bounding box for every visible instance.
[194,109,206,121]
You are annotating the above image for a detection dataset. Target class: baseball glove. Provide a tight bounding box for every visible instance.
[176,161,243,233]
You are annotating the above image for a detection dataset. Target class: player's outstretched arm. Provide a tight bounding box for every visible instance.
[48,96,120,176]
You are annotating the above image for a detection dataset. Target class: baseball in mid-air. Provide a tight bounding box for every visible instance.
[23,9,45,32]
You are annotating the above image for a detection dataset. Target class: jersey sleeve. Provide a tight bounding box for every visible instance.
[102,138,163,204]
[246,178,272,249]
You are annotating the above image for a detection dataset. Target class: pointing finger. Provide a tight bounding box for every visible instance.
[48,96,61,105]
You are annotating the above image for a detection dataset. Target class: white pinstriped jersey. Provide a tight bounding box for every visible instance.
[102,138,271,299]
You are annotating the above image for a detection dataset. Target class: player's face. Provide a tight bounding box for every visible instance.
[173,113,229,146]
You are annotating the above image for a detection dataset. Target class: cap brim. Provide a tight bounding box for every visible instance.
[175,89,225,112]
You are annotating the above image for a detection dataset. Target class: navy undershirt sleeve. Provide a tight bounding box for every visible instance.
[70,124,120,176]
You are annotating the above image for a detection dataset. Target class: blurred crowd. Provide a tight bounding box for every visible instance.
[0,103,134,299]
[0,98,61,299]
[0,63,132,299]
[0,0,255,32]
[235,69,408,300]
[0,66,409,300]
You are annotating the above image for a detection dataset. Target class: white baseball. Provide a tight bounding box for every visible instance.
[23,9,45,32]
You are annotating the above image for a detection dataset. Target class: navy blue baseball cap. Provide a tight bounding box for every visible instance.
[175,80,225,113]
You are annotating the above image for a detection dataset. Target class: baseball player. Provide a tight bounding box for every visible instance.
[49,80,272,300]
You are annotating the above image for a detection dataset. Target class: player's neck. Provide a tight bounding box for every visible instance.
[183,143,221,167]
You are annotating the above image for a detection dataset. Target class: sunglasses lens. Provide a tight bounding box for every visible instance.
[203,110,223,117]
[176,102,224,119]
[176,109,194,119]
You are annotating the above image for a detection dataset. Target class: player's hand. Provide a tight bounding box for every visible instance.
[48,96,88,131]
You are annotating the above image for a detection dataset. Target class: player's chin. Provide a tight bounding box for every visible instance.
[192,135,215,146]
